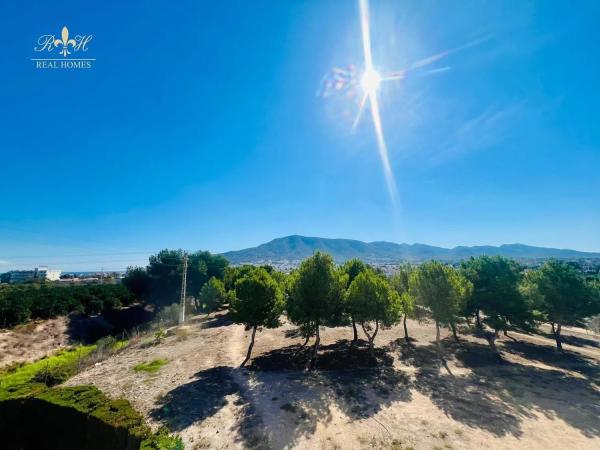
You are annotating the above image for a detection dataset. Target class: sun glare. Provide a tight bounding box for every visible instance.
[360,68,381,95]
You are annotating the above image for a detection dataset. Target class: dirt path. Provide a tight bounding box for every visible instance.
[66,314,600,450]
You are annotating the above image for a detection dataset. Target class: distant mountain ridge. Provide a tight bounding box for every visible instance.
[222,235,600,264]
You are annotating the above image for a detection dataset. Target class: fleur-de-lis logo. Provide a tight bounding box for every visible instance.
[54,26,76,57]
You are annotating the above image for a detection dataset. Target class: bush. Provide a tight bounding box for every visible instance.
[0,346,95,395]
[133,359,168,374]
[155,303,180,326]
[154,328,167,344]
[0,284,138,328]
[32,365,73,387]
[0,347,182,449]
[95,335,118,353]
[0,385,182,450]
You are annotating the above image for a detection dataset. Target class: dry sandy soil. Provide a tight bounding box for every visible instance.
[66,312,600,450]
[0,317,70,369]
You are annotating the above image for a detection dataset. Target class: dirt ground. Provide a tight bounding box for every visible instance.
[66,312,600,450]
[0,317,70,369]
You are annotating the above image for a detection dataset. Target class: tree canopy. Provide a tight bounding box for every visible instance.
[461,256,531,350]
[341,258,368,345]
[390,264,417,342]
[196,277,227,315]
[522,259,600,350]
[345,270,401,357]
[288,252,347,369]
[123,249,229,309]
[229,267,285,366]
[409,261,471,353]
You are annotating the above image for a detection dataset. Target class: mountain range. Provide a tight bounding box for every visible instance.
[222,235,600,264]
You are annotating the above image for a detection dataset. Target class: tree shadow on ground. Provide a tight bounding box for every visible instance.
[250,339,390,371]
[187,311,233,329]
[202,314,234,329]
[151,366,238,430]
[151,340,412,449]
[151,365,269,448]
[502,339,600,378]
[283,328,303,339]
[247,340,411,447]
[536,330,599,349]
[396,338,600,439]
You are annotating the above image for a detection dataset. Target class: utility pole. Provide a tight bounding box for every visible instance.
[179,252,188,325]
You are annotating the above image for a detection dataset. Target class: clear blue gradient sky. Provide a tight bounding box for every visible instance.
[1,0,599,271]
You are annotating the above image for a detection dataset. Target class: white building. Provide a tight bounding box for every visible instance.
[8,267,61,283]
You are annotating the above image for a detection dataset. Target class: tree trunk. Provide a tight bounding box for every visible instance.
[307,323,320,370]
[361,320,379,360]
[503,328,517,342]
[351,317,358,346]
[302,334,310,347]
[435,321,442,361]
[241,325,257,367]
[550,322,556,334]
[293,334,310,357]
[554,322,563,351]
[450,322,459,343]
[403,314,410,343]
[475,310,482,329]
[485,329,499,354]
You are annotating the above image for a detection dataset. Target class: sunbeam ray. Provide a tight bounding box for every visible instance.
[359,0,398,205]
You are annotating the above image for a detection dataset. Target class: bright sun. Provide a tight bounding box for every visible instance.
[360,68,381,95]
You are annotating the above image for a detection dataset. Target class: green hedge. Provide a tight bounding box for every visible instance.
[0,346,182,450]
[0,284,137,328]
[0,385,182,450]
[0,345,96,394]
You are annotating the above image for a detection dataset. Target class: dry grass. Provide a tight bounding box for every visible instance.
[59,310,600,450]
[0,317,71,369]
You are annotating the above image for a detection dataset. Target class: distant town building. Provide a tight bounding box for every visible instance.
[7,267,61,284]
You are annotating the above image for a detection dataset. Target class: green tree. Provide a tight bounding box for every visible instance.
[123,266,151,300]
[145,249,186,307]
[196,277,227,315]
[230,268,285,367]
[523,260,600,351]
[346,270,401,358]
[123,249,228,310]
[341,258,368,345]
[462,256,531,352]
[223,265,257,291]
[409,261,471,355]
[390,264,417,343]
[187,251,229,299]
[287,252,347,369]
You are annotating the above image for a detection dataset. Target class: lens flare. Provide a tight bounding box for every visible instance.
[319,0,489,206]
[360,68,381,95]
[359,0,398,205]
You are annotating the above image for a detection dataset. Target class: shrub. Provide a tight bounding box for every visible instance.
[0,346,95,394]
[0,284,137,329]
[154,328,167,344]
[156,304,180,326]
[95,335,118,353]
[0,385,182,449]
[32,365,73,387]
[134,359,168,374]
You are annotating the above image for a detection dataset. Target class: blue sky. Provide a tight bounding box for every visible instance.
[1,0,599,271]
